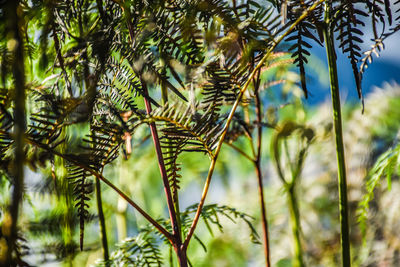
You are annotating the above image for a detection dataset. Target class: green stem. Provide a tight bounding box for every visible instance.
[95,177,109,264]
[287,185,305,267]
[323,6,351,266]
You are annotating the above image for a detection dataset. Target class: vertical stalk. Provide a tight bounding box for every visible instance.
[175,248,188,267]
[287,185,304,267]
[95,177,109,264]
[323,5,351,266]
[1,1,25,266]
[142,85,186,266]
[254,79,271,267]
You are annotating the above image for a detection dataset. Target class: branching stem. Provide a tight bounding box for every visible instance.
[183,0,325,249]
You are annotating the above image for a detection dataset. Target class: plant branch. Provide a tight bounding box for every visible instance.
[182,0,325,249]
[225,142,255,162]
[142,84,181,239]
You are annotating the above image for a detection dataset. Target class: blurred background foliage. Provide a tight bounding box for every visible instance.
[1,0,400,266]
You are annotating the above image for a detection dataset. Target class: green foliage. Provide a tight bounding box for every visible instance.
[181,204,261,246]
[358,140,400,238]
[95,230,163,267]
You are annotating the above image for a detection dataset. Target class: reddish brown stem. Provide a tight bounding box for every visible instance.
[142,83,187,265]
[119,0,182,247]
[116,2,185,263]
[255,86,271,267]
[142,85,182,241]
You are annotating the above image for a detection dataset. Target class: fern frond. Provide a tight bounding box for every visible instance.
[201,61,240,115]
[360,38,384,75]
[182,204,261,245]
[82,125,122,170]
[108,57,160,107]
[160,136,184,200]
[95,231,163,267]
[357,141,400,239]
[334,1,368,100]
[286,21,321,98]
[67,166,93,251]
[149,103,221,156]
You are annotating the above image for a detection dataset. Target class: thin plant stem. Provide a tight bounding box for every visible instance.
[183,0,325,249]
[142,85,186,266]
[1,1,25,265]
[95,176,109,264]
[141,85,180,241]
[225,142,255,162]
[255,83,271,267]
[323,4,351,266]
[287,185,304,267]
[274,137,305,267]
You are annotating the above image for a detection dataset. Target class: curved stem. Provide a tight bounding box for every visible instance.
[323,6,351,266]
